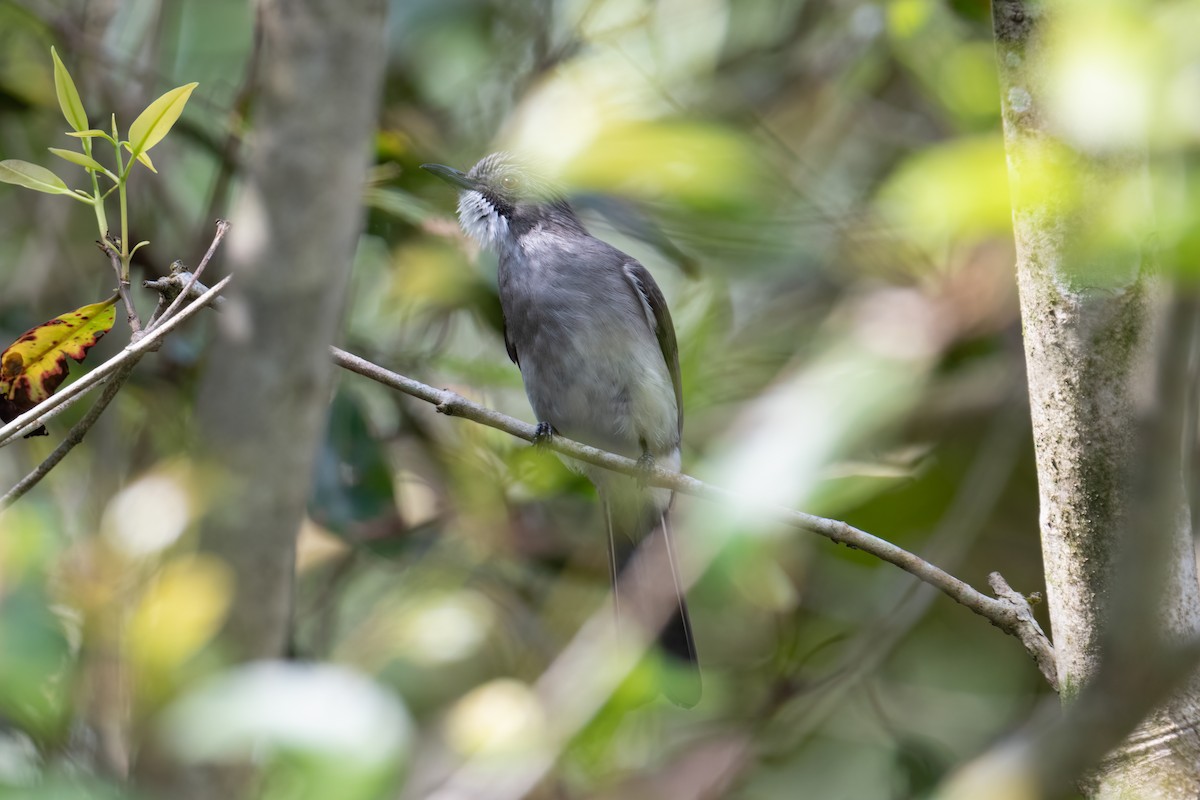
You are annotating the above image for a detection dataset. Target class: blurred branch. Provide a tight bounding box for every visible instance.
[331,346,1058,688]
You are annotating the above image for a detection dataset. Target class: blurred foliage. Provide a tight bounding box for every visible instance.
[2,0,1194,797]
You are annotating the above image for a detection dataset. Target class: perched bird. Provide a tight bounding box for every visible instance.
[423,153,699,706]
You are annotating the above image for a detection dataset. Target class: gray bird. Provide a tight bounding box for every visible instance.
[423,153,699,706]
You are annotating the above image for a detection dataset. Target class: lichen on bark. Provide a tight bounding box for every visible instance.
[992,0,1200,795]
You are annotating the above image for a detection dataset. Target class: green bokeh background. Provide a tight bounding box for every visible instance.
[4,0,1193,797]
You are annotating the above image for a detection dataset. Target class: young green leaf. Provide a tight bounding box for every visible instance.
[48,147,110,176]
[0,160,71,195]
[127,82,199,158]
[66,129,117,145]
[121,142,158,174]
[50,47,89,133]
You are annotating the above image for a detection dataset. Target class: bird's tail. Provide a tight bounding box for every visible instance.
[603,492,701,707]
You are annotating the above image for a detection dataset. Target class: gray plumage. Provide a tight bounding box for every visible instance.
[423,153,699,706]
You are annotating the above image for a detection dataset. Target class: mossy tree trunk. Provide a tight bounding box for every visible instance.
[992,1,1200,796]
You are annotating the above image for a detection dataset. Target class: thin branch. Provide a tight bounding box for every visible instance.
[0,356,141,511]
[145,219,231,332]
[330,346,1059,688]
[407,399,1028,800]
[0,221,234,502]
[767,401,1030,748]
[0,275,232,448]
[97,237,142,334]
[988,573,1057,690]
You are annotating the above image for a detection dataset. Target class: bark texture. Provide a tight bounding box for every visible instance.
[192,0,386,659]
[992,1,1200,796]
[134,2,386,795]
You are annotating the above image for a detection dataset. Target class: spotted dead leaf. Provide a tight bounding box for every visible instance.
[0,296,118,436]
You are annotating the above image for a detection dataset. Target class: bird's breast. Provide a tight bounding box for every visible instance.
[499,253,677,458]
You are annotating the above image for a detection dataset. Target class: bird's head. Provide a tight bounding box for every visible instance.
[422,153,577,250]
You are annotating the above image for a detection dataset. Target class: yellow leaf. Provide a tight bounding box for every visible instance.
[0,297,118,424]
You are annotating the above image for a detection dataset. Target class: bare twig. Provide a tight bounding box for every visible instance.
[142,264,220,323]
[97,237,142,334]
[0,275,232,448]
[989,573,1057,690]
[146,219,231,332]
[331,346,1058,687]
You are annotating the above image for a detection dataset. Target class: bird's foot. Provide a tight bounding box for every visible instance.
[533,421,554,448]
[635,451,655,487]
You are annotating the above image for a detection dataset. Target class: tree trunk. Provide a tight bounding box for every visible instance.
[192,0,387,659]
[992,1,1200,796]
[134,0,386,794]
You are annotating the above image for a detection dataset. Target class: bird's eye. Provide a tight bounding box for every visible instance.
[501,175,520,190]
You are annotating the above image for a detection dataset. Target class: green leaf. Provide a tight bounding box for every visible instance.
[122,142,158,174]
[0,160,71,195]
[66,129,116,144]
[48,147,109,175]
[50,47,88,132]
[127,82,198,157]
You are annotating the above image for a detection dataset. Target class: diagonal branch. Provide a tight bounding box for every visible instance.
[97,236,142,334]
[0,220,235,510]
[330,346,1059,689]
[145,219,230,332]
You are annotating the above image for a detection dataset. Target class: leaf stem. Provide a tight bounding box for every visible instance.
[83,138,108,236]
[118,181,130,280]
[107,115,131,281]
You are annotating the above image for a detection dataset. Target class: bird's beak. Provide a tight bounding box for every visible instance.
[420,163,478,191]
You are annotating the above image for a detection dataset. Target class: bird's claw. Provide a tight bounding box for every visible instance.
[533,421,554,447]
[635,451,655,487]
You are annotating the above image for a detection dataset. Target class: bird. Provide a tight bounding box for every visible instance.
[422,153,700,706]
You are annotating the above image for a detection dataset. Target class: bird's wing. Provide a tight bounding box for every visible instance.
[502,318,519,366]
[622,260,683,435]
